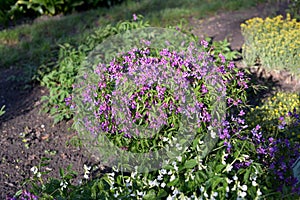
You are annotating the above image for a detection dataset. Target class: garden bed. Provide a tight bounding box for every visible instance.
[0,1,299,199]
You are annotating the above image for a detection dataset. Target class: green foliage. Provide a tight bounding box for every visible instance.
[40,15,150,123]
[10,0,66,16]
[287,0,300,20]
[206,37,241,60]
[9,0,126,17]
[241,14,300,78]
[0,0,17,25]
[0,105,5,116]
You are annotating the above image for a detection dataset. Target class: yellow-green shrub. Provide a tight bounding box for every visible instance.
[246,92,300,140]
[241,14,300,77]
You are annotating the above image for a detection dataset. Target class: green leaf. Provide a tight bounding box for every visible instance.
[143,189,157,200]
[216,164,225,173]
[184,159,197,169]
[157,189,168,198]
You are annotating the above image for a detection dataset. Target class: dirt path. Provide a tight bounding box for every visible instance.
[0,2,296,198]
[189,2,288,50]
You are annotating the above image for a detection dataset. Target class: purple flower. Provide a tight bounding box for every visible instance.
[224,141,232,152]
[133,14,137,21]
[257,147,266,155]
[238,110,245,116]
[201,84,208,94]
[228,61,235,70]
[218,53,226,63]
[219,128,230,139]
[200,40,208,48]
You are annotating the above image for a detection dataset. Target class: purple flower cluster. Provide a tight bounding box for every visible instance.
[72,41,241,140]
[288,108,300,127]
[250,123,300,195]
[6,190,38,200]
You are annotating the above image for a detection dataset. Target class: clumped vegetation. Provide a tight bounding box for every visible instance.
[2,0,300,199]
[241,13,300,77]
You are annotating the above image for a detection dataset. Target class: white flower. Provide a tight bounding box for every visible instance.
[250,175,257,181]
[60,181,68,191]
[225,165,233,172]
[161,182,166,188]
[137,191,145,196]
[37,172,41,178]
[200,186,205,192]
[232,184,237,191]
[240,185,247,191]
[168,170,173,175]
[226,186,230,192]
[204,192,208,198]
[84,164,91,172]
[213,192,218,197]
[131,171,137,178]
[114,192,119,198]
[257,188,262,196]
[252,181,258,186]
[160,169,167,175]
[157,174,163,181]
[174,165,178,171]
[239,191,247,198]
[167,195,173,200]
[233,175,238,181]
[149,179,159,187]
[190,173,195,180]
[208,126,216,138]
[30,166,38,175]
[175,143,182,150]
[83,164,91,179]
[170,174,176,182]
[177,156,182,162]
[108,172,115,177]
[84,174,89,179]
[226,178,233,184]
[173,188,179,195]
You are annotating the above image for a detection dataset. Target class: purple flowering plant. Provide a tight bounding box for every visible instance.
[16,14,299,199]
[68,28,252,172]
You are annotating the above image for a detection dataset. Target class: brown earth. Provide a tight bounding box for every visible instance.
[0,2,299,199]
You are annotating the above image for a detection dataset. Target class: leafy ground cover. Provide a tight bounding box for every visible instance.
[0,0,299,199]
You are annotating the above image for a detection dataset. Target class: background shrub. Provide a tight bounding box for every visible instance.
[241,14,300,78]
[0,0,17,25]
[9,0,127,17]
[287,0,300,20]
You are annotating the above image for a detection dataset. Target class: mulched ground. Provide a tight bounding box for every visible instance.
[0,1,298,199]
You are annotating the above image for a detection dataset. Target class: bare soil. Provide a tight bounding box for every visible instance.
[0,2,299,199]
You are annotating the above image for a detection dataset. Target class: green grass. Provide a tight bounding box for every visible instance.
[0,0,269,76]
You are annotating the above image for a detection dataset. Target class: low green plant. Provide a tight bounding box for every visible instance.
[241,14,300,77]
[0,105,5,116]
[40,14,150,123]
